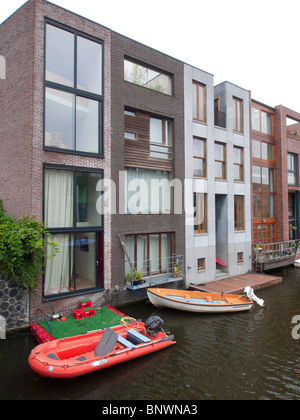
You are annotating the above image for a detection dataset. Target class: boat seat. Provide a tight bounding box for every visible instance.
[94,328,118,357]
[126,329,151,345]
[117,334,136,349]
[205,296,213,302]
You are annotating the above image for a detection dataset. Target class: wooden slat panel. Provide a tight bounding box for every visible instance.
[124,110,172,172]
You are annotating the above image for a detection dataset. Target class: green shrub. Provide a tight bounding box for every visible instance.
[0,200,58,291]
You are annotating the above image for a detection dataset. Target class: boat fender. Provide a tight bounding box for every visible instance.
[244,287,265,307]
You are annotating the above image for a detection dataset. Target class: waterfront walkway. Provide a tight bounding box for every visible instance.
[190,272,282,294]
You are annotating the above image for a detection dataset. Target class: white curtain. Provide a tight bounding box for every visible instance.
[126,169,171,213]
[136,235,148,274]
[44,169,74,295]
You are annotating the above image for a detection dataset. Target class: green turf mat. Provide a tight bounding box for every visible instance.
[39,306,125,339]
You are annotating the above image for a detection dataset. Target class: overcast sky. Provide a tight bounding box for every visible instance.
[1,0,300,112]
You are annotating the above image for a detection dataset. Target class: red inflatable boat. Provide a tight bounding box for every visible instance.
[28,317,175,378]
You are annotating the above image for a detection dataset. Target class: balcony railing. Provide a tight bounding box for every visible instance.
[253,240,299,272]
[125,254,184,290]
[214,110,226,128]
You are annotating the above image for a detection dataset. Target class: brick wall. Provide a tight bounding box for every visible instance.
[0,0,113,318]
[110,31,186,291]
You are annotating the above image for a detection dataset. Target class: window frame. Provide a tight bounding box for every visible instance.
[193,137,206,178]
[44,19,104,158]
[197,258,206,272]
[252,139,274,162]
[42,164,104,300]
[234,195,245,231]
[233,146,244,182]
[252,165,276,220]
[124,233,173,275]
[192,81,206,123]
[149,116,173,160]
[287,153,298,186]
[215,141,226,180]
[233,97,243,133]
[251,107,274,136]
[124,58,172,96]
[194,193,207,234]
[237,252,244,264]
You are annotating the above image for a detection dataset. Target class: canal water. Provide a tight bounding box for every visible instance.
[0,266,299,400]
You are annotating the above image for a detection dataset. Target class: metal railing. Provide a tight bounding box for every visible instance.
[253,240,299,272]
[125,254,184,288]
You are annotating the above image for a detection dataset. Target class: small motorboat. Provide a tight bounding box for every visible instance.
[28,317,175,378]
[147,287,264,314]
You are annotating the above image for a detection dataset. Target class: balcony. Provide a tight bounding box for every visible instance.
[125,254,184,290]
[214,110,226,128]
[253,240,298,272]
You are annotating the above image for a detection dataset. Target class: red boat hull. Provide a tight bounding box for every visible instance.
[28,322,175,378]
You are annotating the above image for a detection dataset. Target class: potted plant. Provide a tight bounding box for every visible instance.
[126,270,144,285]
[173,264,182,278]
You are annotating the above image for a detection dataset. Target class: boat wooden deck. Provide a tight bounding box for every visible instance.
[189,273,282,294]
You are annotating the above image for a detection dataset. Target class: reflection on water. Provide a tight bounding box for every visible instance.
[1,267,300,400]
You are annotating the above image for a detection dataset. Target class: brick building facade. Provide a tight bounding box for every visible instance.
[0,0,185,321]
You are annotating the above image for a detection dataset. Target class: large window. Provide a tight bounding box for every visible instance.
[192,81,206,123]
[251,107,273,135]
[126,168,172,214]
[44,22,103,156]
[124,59,172,95]
[252,166,275,219]
[43,166,104,298]
[233,97,243,133]
[125,233,172,276]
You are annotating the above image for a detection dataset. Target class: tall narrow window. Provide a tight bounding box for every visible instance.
[233,97,243,133]
[215,142,226,180]
[288,153,298,186]
[234,195,245,231]
[193,137,206,177]
[192,81,206,123]
[233,146,244,181]
[150,117,172,159]
[194,193,207,234]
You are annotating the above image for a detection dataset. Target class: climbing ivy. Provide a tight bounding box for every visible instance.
[0,200,58,291]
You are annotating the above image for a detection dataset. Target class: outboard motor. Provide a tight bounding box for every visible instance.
[145,316,165,336]
[244,286,265,307]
